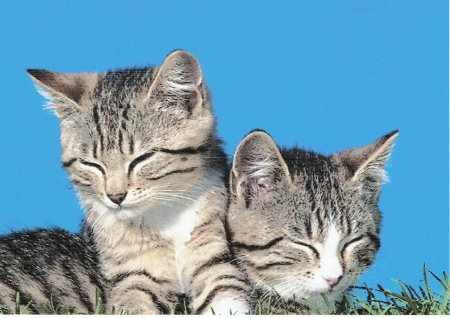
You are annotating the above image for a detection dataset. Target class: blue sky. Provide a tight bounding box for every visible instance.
[0,1,448,296]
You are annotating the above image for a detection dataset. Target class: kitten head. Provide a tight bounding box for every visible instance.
[228,130,398,311]
[28,51,225,223]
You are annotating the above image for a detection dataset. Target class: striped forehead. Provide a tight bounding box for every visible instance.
[86,102,136,157]
[84,68,155,157]
[298,182,355,237]
[284,156,356,238]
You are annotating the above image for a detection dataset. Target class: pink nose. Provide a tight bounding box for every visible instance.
[323,275,343,288]
[107,192,127,205]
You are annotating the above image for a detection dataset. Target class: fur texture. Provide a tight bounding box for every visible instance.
[27,50,251,314]
[0,228,104,313]
[228,130,398,313]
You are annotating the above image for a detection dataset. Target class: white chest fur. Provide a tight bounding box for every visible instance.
[83,171,222,291]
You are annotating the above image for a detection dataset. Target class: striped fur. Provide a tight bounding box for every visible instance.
[0,228,104,313]
[228,130,398,313]
[27,50,251,314]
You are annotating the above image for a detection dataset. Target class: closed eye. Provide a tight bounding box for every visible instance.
[128,151,155,175]
[341,235,364,253]
[80,159,105,175]
[290,240,320,259]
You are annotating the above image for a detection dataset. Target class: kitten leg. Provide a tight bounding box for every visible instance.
[104,270,178,314]
[182,218,252,315]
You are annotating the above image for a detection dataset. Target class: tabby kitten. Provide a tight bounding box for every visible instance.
[228,130,398,313]
[0,228,104,314]
[27,50,251,314]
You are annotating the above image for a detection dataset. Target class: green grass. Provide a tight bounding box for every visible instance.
[340,265,450,315]
[255,265,450,315]
[2,265,448,314]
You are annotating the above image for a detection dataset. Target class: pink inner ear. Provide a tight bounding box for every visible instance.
[257,177,273,194]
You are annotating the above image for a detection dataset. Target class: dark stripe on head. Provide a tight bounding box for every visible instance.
[366,233,381,251]
[314,207,323,229]
[128,152,155,175]
[118,130,124,154]
[295,219,312,240]
[233,237,283,251]
[157,145,209,155]
[92,105,104,152]
[253,261,295,270]
[62,158,77,168]
[93,141,98,159]
[129,136,134,154]
[345,210,352,236]
[146,167,197,181]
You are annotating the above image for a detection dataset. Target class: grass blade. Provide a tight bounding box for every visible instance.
[15,292,20,314]
[423,263,433,300]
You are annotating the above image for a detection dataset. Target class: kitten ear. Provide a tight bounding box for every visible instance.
[230,130,291,208]
[27,69,97,119]
[337,130,398,192]
[146,50,204,114]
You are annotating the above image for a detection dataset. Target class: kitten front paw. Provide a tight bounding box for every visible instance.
[206,297,251,315]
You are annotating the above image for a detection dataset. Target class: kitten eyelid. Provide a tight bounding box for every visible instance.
[341,235,365,252]
[290,240,320,258]
[128,151,156,174]
[79,159,106,175]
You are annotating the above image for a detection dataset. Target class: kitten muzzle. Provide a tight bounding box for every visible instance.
[107,192,127,205]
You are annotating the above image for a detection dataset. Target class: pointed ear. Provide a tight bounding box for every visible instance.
[337,130,398,191]
[27,69,97,119]
[230,130,291,208]
[145,50,204,114]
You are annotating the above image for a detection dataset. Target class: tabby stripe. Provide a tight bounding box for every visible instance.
[366,233,381,250]
[118,130,124,154]
[212,274,248,285]
[0,280,27,310]
[146,167,197,181]
[305,218,313,239]
[62,158,77,168]
[156,145,208,155]
[111,270,169,286]
[315,207,323,229]
[63,264,93,312]
[233,237,283,251]
[17,293,38,314]
[93,141,98,159]
[240,259,294,270]
[195,285,249,314]
[72,179,91,187]
[192,252,232,279]
[345,211,352,236]
[129,135,134,154]
[289,239,320,258]
[122,107,129,121]
[255,261,294,269]
[128,152,155,175]
[92,105,104,151]
[122,286,167,314]
[282,255,301,262]
[189,219,216,242]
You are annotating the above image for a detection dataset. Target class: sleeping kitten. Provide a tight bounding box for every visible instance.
[0,228,104,314]
[228,129,398,313]
[27,50,251,314]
